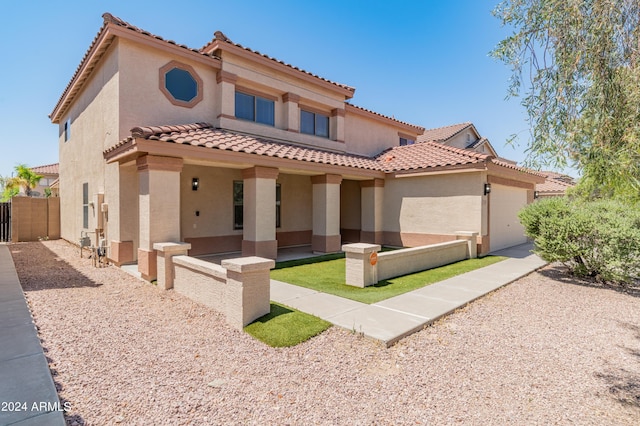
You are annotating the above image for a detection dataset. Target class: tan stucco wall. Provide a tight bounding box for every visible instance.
[58,40,120,245]
[383,172,484,235]
[278,174,312,233]
[118,39,219,140]
[217,51,351,151]
[180,165,243,239]
[344,113,419,157]
[340,180,361,230]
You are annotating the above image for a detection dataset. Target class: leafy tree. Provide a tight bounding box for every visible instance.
[492,0,640,201]
[0,164,43,201]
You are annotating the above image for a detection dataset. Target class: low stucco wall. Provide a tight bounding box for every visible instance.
[161,250,274,330]
[173,255,227,311]
[343,232,477,287]
[377,240,468,282]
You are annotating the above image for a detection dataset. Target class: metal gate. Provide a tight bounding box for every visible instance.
[0,202,10,242]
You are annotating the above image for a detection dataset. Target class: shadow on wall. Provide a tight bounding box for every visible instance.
[10,242,102,291]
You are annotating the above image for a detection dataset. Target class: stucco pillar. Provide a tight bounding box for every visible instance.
[311,174,342,253]
[153,242,191,290]
[360,178,384,244]
[283,92,300,132]
[330,108,345,142]
[137,155,183,281]
[342,243,381,287]
[455,231,479,259]
[242,166,279,259]
[216,70,238,121]
[222,256,275,329]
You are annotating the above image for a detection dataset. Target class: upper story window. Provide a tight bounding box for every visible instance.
[300,110,329,138]
[159,61,203,108]
[399,137,415,146]
[235,92,275,126]
[64,119,71,142]
[165,68,198,102]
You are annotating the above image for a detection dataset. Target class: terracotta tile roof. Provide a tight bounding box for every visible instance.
[466,137,487,150]
[30,163,59,175]
[417,122,473,143]
[201,32,355,95]
[536,178,574,193]
[106,123,542,178]
[121,123,380,170]
[376,141,489,172]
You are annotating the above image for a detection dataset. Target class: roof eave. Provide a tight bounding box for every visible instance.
[390,162,487,177]
[105,137,384,178]
[345,104,425,133]
[208,40,356,100]
[51,22,222,124]
[486,161,546,184]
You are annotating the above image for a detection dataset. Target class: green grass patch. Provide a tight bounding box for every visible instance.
[270,255,507,304]
[244,303,332,347]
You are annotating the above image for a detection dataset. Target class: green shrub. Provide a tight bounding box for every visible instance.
[519,198,640,284]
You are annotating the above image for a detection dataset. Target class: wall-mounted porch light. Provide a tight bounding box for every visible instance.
[192,178,199,191]
[534,190,539,199]
[483,183,491,195]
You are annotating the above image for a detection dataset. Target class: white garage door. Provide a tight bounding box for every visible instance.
[489,184,528,251]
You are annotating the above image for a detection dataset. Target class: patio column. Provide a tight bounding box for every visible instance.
[360,178,384,244]
[137,155,183,281]
[311,174,342,253]
[242,166,279,259]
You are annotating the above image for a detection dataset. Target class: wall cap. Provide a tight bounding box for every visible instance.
[342,243,380,254]
[153,242,192,253]
[222,256,275,273]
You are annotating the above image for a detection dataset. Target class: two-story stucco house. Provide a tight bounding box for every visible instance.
[49,13,543,280]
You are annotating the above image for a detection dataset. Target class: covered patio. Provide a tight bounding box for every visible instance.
[103,123,385,281]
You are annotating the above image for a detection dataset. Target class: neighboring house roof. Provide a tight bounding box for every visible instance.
[104,123,543,180]
[536,178,574,194]
[377,142,542,177]
[466,137,487,150]
[417,122,474,143]
[536,171,576,195]
[30,163,59,175]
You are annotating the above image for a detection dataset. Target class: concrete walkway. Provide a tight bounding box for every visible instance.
[271,242,546,347]
[0,244,66,425]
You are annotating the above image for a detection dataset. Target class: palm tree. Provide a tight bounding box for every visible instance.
[2,164,43,198]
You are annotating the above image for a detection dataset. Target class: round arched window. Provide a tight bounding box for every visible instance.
[159,61,203,108]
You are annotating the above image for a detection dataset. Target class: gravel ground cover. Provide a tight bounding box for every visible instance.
[11,240,640,425]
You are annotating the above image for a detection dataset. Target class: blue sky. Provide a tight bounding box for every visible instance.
[0,0,569,178]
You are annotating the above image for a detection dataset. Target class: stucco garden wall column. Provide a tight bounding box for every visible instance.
[311,174,342,253]
[137,155,183,281]
[242,166,279,259]
[360,178,384,244]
